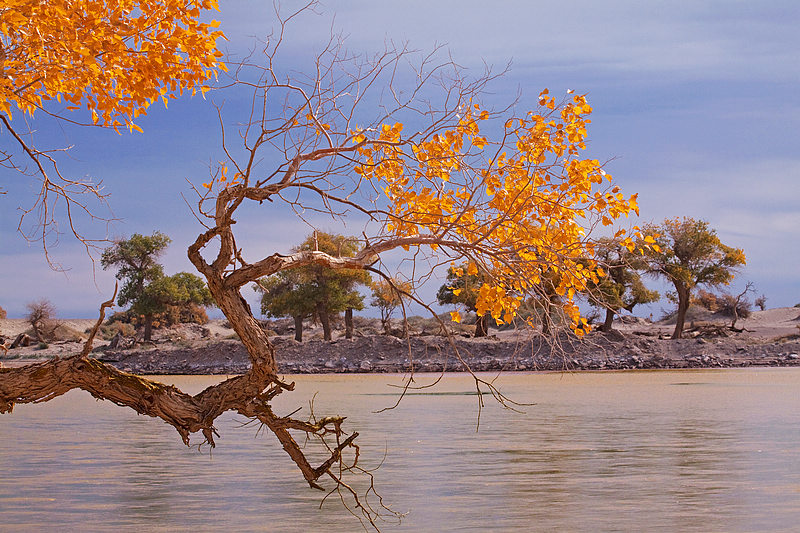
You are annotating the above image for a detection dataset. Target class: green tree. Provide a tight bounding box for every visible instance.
[255,270,315,342]
[101,232,213,341]
[643,217,746,339]
[587,239,660,332]
[256,232,371,341]
[437,263,492,337]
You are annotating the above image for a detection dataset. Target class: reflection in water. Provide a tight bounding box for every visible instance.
[1,369,800,532]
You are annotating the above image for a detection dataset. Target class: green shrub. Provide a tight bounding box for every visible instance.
[36,342,49,350]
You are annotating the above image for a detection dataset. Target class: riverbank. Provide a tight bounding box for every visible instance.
[2,308,799,374]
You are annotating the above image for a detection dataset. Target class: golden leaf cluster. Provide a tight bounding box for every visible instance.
[0,0,226,132]
[355,91,646,335]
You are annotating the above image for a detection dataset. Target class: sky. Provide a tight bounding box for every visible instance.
[1,0,799,318]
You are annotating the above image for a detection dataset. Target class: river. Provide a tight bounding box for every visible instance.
[2,369,799,532]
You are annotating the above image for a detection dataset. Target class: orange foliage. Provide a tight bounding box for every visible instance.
[0,0,226,132]
[353,91,650,335]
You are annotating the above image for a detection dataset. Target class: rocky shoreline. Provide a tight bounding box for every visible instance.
[3,308,799,375]
[90,333,800,375]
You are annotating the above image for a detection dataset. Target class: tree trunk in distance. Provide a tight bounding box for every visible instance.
[293,315,303,342]
[672,283,690,339]
[541,303,552,336]
[317,303,332,341]
[474,312,489,337]
[143,314,153,342]
[344,308,353,339]
[600,308,615,332]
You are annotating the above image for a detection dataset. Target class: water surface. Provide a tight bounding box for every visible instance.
[2,369,799,531]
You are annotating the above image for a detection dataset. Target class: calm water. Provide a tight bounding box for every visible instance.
[2,369,800,532]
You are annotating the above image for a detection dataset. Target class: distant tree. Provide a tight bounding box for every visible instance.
[25,299,59,341]
[437,263,493,337]
[728,281,755,329]
[643,217,746,339]
[755,294,767,311]
[255,270,315,342]
[586,239,660,332]
[256,232,371,341]
[101,232,213,341]
[371,278,412,335]
[0,306,6,320]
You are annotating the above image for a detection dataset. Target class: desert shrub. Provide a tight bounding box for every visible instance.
[36,342,49,350]
[106,304,208,332]
[691,290,751,319]
[692,289,722,312]
[106,310,137,324]
[157,303,209,327]
[659,304,713,324]
[717,293,752,319]
[754,295,767,311]
[97,322,136,340]
[0,305,7,319]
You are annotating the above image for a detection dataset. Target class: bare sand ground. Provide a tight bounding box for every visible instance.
[2,308,799,373]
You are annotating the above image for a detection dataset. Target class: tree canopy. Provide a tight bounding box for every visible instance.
[101,232,213,340]
[642,217,745,339]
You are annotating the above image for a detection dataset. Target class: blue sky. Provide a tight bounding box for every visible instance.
[1,0,799,318]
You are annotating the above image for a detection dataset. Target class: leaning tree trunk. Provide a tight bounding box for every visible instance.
[672,283,691,339]
[344,308,353,339]
[293,314,303,342]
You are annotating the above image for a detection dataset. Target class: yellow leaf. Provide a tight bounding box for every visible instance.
[467,262,478,276]
[450,311,462,323]
[452,289,462,296]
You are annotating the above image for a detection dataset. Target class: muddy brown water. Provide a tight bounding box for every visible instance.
[2,369,799,532]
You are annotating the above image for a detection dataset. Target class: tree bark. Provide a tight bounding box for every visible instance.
[293,314,303,342]
[344,308,353,339]
[672,283,691,339]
